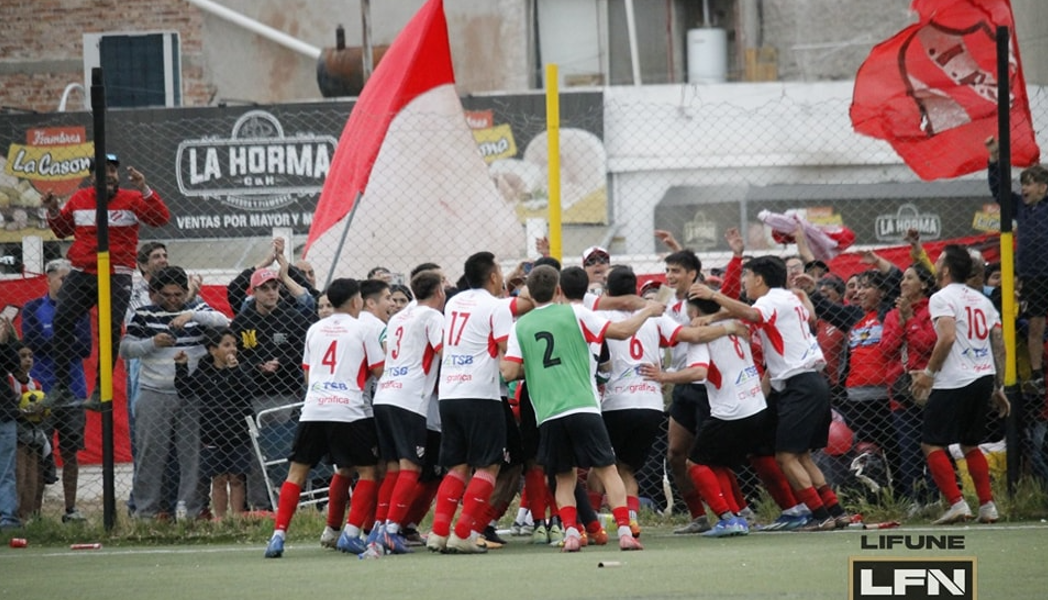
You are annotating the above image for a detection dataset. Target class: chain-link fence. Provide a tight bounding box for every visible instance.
[2,82,1047,525]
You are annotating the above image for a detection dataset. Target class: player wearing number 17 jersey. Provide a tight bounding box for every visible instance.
[909,245,1009,526]
[428,252,520,555]
[693,255,848,531]
[264,278,384,558]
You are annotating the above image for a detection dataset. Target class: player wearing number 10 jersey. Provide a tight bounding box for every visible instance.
[264,279,384,558]
[910,245,1009,526]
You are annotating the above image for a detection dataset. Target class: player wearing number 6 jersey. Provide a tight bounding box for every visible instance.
[264,278,385,558]
[909,245,1010,526]
[502,265,666,553]
[691,255,849,531]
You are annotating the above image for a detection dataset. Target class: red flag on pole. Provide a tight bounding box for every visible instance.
[304,0,523,282]
[850,0,1039,180]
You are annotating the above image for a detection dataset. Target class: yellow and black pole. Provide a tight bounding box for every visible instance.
[545,63,562,262]
[90,68,117,530]
[995,27,1019,496]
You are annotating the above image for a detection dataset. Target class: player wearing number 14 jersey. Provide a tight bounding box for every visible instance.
[909,245,1009,526]
[693,256,849,532]
[264,279,385,558]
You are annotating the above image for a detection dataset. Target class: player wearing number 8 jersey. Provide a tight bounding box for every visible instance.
[909,245,1010,525]
[264,278,385,558]
[692,256,849,531]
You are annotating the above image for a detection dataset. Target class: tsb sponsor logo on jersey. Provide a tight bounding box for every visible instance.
[444,354,473,366]
[311,381,348,392]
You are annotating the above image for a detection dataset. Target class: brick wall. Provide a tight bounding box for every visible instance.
[0,0,213,112]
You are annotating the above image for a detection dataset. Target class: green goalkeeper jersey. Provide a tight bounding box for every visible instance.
[507,304,603,425]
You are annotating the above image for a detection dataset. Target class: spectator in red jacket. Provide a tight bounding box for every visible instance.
[41,154,171,410]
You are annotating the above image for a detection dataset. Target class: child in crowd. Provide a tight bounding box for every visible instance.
[7,343,49,522]
[175,329,255,519]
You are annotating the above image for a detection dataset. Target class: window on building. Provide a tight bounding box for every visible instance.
[83,32,182,108]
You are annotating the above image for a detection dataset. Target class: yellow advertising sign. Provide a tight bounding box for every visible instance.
[472,124,517,164]
[5,142,94,183]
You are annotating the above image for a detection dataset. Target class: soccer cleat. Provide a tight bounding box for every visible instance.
[336,530,368,554]
[531,523,549,545]
[589,528,608,545]
[977,501,999,524]
[510,520,535,536]
[365,524,383,546]
[445,533,488,554]
[933,500,973,525]
[619,534,644,551]
[426,532,448,553]
[264,534,285,558]
[402,527,425,547]
[738,506,757,523]
[320,526,339,549]
[797,516,836,532]
[673,515,711,534]
[629,519,641,538]
[701,517,745,538]
[561,535,581,553]
[759,513,810,531]
[482,524,509,546]
[62,508,87,523]
[382,530,413,554]
[834,514,854,529]
[547,522,565,546]
[728,516,750,535]
[578,531,589,547]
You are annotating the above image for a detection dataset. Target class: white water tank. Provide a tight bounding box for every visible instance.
[687,28,727,84]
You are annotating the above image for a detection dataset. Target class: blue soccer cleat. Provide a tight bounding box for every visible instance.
[264,534,285,558]
[337,529,368,554]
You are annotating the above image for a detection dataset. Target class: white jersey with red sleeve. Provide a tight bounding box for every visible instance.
[599,311,681,412]
[666,296,692,371]
[570,302,611,360]
[751,287,826,391]
[373,302,444,417]
[300,313,383,423]
[439,288,515,402]
[928,283,1001,389]
[358,310,388,404]
[685,335,766,420]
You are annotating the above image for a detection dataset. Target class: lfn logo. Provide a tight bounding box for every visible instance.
[849,557,976,600]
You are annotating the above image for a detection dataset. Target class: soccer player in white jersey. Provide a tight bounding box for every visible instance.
[264,278,385,558]
[692,255,847,531]
[367,270,446,553]
[427,251,521,554]
[598,266,739,536]
[643,295,769,538]
[321,278,392,549]
[909,245,1010,525]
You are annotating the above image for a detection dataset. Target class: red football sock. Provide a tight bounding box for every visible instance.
[559,505,579,533]
[725,468,748,510]
[346,478,378,530]
[587,490,604,513]
[325,473,351,529]
[626,495,640,515]
[431,471,467,537]
[926,449,963,505]
[713,467,740,514]
[611,505,630,528]
[374,471,398,524]
[524,467,548,522]
[750,455,797,510]
[688,464,729,516]
[964,449,994,505]
[453,470,496,540]
[816,484,840,512]
[404,479,440,527]
[274,481,301,532]
[681,488,706,519]
[794,486,828,519]
[386,469,419,527]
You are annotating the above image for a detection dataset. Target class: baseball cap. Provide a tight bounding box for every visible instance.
[250,268,280,289]
[582,246,610,265]
[639,279,662,297]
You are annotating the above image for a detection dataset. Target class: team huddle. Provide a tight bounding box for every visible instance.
[263,242,1006,558]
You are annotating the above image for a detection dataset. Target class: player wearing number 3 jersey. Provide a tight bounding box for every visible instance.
[909,245,1010,526]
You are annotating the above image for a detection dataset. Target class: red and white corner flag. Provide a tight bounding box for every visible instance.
[304,0,523,283]
[850,0,1039,180]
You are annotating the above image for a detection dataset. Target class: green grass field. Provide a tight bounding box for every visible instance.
[3,522,1046,600]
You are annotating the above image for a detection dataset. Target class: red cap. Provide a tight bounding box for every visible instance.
[250,268,280,290]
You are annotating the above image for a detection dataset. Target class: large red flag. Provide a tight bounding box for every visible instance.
[304,0,523,282]
[850,0,1039,180]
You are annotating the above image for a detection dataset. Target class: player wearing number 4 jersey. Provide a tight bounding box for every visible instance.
[693,256,849,531]
[909,245,1010,526]
[264,279,385,558]
[502,265,666,553]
